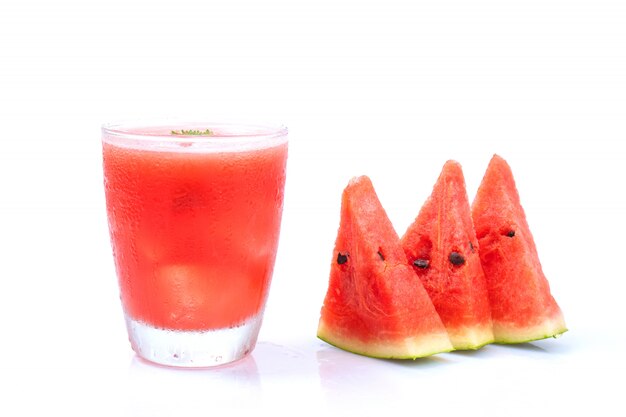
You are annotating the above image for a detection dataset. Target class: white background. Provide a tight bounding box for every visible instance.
[1,0,625,415]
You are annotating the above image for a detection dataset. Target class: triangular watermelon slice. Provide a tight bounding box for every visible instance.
[471,154,567,343]
[317,176,454,359]
[401,160,495,350]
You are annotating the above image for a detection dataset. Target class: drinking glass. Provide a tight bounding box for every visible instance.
[102,121,288,367]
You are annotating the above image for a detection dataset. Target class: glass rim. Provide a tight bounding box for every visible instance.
[101,120,288,152]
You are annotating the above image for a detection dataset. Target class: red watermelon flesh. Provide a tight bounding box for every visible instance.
[401,160,494,350]
[317,176,453,359]
[471,155,567,343]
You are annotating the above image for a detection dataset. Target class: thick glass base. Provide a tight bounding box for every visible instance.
[125,314,263,368]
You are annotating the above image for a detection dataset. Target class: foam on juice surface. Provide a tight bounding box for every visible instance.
[103,123,287,153]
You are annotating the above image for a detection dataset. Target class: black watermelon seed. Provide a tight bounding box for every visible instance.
[377,251,385,261]
[469,241,475,253]
[506,230,516,238]
[449,251,466,266]
[413,259,430,269]
[337,253,348,265]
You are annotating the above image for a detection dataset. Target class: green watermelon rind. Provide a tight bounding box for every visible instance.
[461,340,493,351]
[317,323,455,360]
[446,324,495,350]
[495,329,568,345]
[492,316,568,345]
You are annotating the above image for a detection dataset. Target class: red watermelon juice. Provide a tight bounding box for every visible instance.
[102,122,288,367]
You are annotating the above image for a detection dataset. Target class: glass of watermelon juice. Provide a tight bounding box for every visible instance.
[102,121,288,367]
